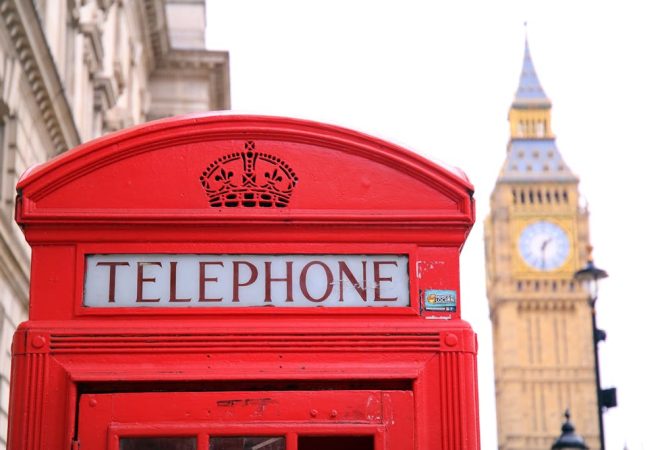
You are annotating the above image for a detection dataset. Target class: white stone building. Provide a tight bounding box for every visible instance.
[0,0,229,444]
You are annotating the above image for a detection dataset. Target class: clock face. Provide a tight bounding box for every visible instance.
[518,221,570,271]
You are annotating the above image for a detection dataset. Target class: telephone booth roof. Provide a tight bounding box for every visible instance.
[15,113,474,232]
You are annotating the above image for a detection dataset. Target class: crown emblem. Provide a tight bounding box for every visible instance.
[200,141,298,208]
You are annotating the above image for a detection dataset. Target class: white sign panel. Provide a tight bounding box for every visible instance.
[84,254,409,308]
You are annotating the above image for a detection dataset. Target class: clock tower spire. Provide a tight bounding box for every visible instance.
[511,37,552,136]
[500,39,576,184]
[485,39,601,450]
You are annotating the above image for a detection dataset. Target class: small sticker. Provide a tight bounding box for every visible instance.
[424,289,457,312]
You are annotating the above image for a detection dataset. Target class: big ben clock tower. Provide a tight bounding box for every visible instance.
[485,40,600,450]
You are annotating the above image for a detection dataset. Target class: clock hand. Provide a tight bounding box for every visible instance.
[540,238,552,269]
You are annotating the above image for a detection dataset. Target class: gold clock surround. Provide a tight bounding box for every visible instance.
[512,217,576,278]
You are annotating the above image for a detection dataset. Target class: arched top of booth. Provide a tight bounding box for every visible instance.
[16,114,474,227]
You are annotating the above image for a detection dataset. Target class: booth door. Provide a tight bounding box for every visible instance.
[77,390,414,450]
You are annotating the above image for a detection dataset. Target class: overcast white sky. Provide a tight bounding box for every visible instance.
[206,1,666,448]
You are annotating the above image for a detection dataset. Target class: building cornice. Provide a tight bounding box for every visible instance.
[158,48,229,69]
[0,0,81,154]
[79,20,105,75]
[155,48,230,110]
[140,0,231,110]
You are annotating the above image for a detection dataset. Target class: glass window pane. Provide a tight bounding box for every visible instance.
[209,436,285,450]
[120,437,196,450]
[298,436,374,450]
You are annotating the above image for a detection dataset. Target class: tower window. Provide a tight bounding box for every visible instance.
[563,190,569,203]
[528,190,534,203]
[536,121,545,137]
[537,191,543,203]
[512,189,517,204]
[546,191,551,203]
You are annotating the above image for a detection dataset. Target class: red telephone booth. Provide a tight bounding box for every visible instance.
[8,114,478,450]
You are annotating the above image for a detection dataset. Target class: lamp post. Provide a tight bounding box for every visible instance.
[573,248,616,450]
[551,409,589,449]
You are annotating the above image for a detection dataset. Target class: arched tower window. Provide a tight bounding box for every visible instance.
[535,120,545,137]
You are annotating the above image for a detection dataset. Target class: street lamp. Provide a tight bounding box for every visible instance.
[551,409,589,450]
[573,247,616,450]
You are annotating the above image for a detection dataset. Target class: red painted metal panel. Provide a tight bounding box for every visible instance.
[8,114,479,450]
[16,115,473,225]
